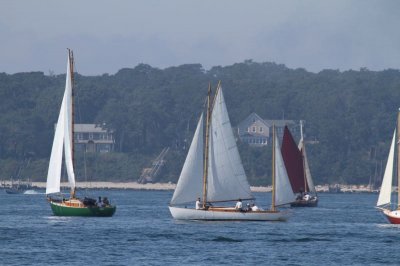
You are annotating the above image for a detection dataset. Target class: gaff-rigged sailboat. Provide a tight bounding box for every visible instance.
[169,83,295,221]
[45,50,116,217]
[281,123,318,207]
[376,110,400,224]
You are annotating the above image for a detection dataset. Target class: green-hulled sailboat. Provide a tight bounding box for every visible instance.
[46,49,116,217]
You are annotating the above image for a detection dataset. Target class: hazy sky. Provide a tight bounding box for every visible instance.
[1,0,399,75]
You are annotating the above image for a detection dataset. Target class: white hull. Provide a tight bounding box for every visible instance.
[169,206,290,221]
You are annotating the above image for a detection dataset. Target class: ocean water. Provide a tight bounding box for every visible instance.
[0,189,399,266]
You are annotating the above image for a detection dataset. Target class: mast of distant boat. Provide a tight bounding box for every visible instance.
[271,124,276,211]
[68,48,76,199]
[397,109,400,209]
[201,83,212,208]
[300,120,308,194]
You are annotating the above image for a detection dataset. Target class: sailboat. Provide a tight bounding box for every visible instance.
[169,83,295,221]
[376,110,400,224]
[281,122,318,207]
[45,50,116,217]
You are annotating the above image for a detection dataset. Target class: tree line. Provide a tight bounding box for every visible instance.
[1,60,400,185]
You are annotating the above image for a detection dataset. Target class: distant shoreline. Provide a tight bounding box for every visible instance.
[1,181,379,193]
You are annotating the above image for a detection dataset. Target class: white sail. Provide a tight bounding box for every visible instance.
[46,55,76,194]
[170,114,204,205]
[377,129,396,207]
[275,133,296,206]
[63,59,76,190]
[46,87,67,194]
[298,139,316,194]
[206,86,253,202]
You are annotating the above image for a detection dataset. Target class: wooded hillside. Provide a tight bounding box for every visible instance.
[1,60,399,185]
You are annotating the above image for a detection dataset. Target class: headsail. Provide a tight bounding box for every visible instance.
[377,129,396,207]
[274,131,296,206]
[206,86,254,202]
[46,54,76,195]
[281,126,308,193]
[170,114,204,205]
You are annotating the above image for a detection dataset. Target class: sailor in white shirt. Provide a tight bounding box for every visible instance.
[303,193,311,201]
[235,199,243,211]
[251,203,260,211]
[195,198,202,210]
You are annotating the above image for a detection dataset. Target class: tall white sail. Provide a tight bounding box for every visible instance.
[377,129,396,207]
[63,59,76,190]
[275,133,296,206]
[206,86,253,202]
[299,140,316,194]
[46,55,76,194]
[46,88,67,194]
[170,114,204,205]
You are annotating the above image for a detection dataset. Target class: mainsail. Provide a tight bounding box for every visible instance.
[281,126,308,193]
[170,114,204,205]
[274,132,296,206]
[377,129,396,207]
[206,86,253,202]
[46,55,76,195]
[299,142,316,194]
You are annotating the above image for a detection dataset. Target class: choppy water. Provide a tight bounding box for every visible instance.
[0,189,399,265]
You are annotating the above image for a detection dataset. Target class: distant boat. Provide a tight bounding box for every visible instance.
[169,82,295,221]
[45,49,116,217]
[5,180,33,194]
[281,122,318,207]
[376,109,400,224]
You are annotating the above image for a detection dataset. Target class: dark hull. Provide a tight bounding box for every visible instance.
[5,188,26,194]
[290,198,318,207]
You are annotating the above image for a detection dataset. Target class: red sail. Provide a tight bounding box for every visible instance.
[281,126,308,193]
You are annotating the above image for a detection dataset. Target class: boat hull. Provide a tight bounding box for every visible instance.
[290,198,318,207]
[169,206,290,221]
[5,188,26,194]
[382,209,400,224]
[49,199,116,217]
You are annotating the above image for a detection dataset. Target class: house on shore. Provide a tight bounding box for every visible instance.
[237,112,297,146]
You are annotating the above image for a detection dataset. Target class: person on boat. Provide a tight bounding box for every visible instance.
[103,197,110,206]
[246,203,251,211]
[303,192,311,201]
[251,203,260,211]
[195,198,202,210]
[97,197,104,207]
[235,199,243,211]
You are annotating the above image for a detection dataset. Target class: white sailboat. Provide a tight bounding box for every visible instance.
[376,110,400,223]
[45,49,116,217]
[169,83,295,221]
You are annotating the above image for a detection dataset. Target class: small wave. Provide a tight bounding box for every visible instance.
[272,237,333,243]
[212,236,243,242]
[24,190,44,195]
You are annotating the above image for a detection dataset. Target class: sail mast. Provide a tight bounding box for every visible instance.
[272,124,276,211]
[202,83,212,208]
[68,49,76,199]
[397,109,400,209]
[300,120,308,193]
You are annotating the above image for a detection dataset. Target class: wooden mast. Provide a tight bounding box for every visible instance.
[300,120,308,193]
[271,124,276,211]
[397,109,400,209]
[68,48,76,199]
[202,83,212,208]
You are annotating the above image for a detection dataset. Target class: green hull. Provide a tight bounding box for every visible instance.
[50,201,116,217]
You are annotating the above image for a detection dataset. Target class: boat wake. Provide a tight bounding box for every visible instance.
[24,190,43,195]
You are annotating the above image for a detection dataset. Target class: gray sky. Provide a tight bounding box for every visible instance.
[1,0,399,75]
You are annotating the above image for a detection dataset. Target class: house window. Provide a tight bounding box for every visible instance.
[252,127,256,132]
[260,127,263,133]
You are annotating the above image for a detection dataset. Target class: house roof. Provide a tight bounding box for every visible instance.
[74,124,113,133]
